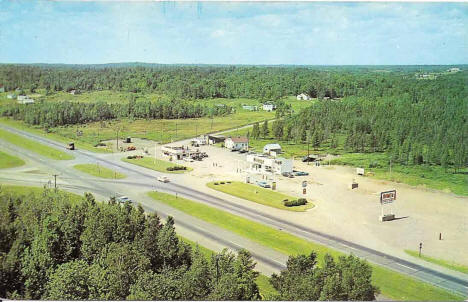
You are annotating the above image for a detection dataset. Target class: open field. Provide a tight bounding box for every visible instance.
[0,150,25,169]
[122,156,192,173]
[405,250,468,274]
[0,184,84,203]
[179,236,278,299]
[147,191,465,301]
[0,127,74,160]
[0,118,111,153]
[73,163,126,179]
[206,181,313,211]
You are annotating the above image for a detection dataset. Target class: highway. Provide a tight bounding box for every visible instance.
[0,123,467,297]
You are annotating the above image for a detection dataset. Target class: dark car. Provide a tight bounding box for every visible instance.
[302,156,316,162]
[293,171,309,176]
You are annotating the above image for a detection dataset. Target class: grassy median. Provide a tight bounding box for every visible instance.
[207,181,313,211]
[405,250,468,274]
[122,156,192,173]
[0,150,25,169]
[74,163,126,179]
[148,191,465,301]
[0,128,74,160]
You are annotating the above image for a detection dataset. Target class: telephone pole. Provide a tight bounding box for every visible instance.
[52,174,58,192]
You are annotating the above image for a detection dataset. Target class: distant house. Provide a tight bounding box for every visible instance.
[69,89,80,95]
[296,93,311,100]
[263,143,282,155]
[447,67,461,73]
[0,86,4,93]
[262,103,276,111]
[7,93,17,99]
[242,104,258,111]
[225,136,248,151]
[17,95,35,104]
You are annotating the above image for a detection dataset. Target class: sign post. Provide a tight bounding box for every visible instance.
[302,181,307,195]
[380,190,396,222]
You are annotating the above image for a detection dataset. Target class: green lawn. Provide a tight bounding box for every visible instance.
[0,184,84,204]
[179,236,278,299]
[122,156,192,173]
[207,181,313,212]
[0,150,25,169]
[0,128,74,160]
[0,118,112,153]
[147,191,465,301]
[405,250,468,274]
[73,164,126,179]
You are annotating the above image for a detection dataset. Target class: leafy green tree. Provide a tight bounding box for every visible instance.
[251,122,260,140]
[261,120,269,138]
[45,260,91,300]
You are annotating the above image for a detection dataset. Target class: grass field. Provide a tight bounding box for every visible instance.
[147,191,465,301]
[0,128,74,160]
[0,184,84,203]
[0,118,112,153]
[405,250,468,274]
[122,156,192,173]
[0,150,25,169]
[74,164,126,179]
[206,181,313,212]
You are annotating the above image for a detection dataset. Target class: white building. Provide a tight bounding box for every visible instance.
[263,143,282,155]
[296,93,311,100]
[7,94,16,99]
[262,103,276,111]
[161,146,191,160]
[448,67,461,73]
[0,86,4,93]
[246,154,293,175]
[17,95,35,104]
[242,105,258,111]
[225,136,248,151]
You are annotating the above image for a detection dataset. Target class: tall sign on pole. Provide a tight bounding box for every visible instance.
[380,189,396,222]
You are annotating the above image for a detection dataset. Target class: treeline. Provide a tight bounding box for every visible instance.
[0,99,231,127]
[0,189,260,300]
[0,188,379,300]
[1,64,463,100]
[255,75,468,170]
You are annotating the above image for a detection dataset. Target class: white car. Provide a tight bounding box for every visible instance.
[183,157,194,162]
[157,176,170,183]
[116,196,132,203]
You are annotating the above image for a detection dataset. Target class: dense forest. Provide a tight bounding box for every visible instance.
[0,99,231,127]
[0,188,378,300]
[1,64,464,100]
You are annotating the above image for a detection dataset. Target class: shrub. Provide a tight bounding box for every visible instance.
[284,199,307,207]
[166,167,174,171]
[214,182,219,185]
[220,182,225,184]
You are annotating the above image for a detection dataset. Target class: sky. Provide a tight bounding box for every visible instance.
[0,1,467,65]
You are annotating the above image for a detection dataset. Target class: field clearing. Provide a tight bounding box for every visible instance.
[0,118,112,153]
[0,127,74,160]
[404,250,468,274]
[74,164,126,179]
[0,184,84,203]
[147,191,465,301]
[0,150,25,169]
[206,181,313,212]
[179,236,278,299]
[122,156,192,173]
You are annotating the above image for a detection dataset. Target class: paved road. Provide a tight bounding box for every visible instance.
[0,124,467,297]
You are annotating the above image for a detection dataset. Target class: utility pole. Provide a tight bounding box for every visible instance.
[116,128,119,151]
[52,174,58,192]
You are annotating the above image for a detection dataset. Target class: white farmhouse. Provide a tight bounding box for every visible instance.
[296,93,311,100]
[17,95,35,104]
[263,143,282,155]
[262,103,276,111]
[246,154,293,175]
[225,136,248,151]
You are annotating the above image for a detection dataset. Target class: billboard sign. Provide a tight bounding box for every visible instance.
[302,180,307,188]
[380,190,396,204]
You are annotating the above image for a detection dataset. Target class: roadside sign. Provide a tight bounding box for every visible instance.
[302,180,307,188]
[380,190,396,204]
[303,188,306,195]
[356,168,365,175]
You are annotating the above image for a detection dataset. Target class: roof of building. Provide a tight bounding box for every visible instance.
[228,136,248,143]
[264,143,281,150]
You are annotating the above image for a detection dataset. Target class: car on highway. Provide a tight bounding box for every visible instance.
[116,196,132,203]
[157,176,170,183]
[256,181,270,188]
[293,171,309,176]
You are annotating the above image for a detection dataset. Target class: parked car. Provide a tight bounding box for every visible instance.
[183,157,194,162]
[302,155,317,162]
[282,172,295,178]
[293,171,309,176]
[116,196,132,203]
[157,176,170,183]
[239,149,248,153]
[256,181,270,188]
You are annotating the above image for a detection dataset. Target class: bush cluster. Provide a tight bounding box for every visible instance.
[283,198,307,207]
[166,166,187,171]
